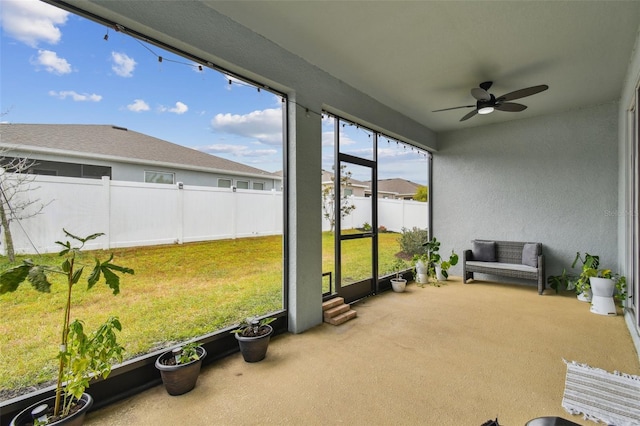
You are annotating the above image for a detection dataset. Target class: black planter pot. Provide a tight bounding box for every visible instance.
[235,324,273,362]
[10,393,93,426]
[155,346,206,396]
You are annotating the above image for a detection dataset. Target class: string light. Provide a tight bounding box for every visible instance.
[97,25,428,151]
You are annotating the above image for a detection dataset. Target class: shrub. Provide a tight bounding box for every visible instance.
[398,227,429,257]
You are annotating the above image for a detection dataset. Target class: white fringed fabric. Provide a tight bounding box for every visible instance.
[562,359,640,425]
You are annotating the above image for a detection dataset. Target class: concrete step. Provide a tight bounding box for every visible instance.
[324,309,357,326]
[323,303,350,320]
[322,297,345,311]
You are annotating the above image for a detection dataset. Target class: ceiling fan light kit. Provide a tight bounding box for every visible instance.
[434,81,549,122]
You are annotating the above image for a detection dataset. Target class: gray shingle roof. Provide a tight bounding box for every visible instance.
[0,123,278,178]
[374,178,422,195]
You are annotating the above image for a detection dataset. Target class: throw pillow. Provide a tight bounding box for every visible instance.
[472,240,496,262]
[522,243,538,267]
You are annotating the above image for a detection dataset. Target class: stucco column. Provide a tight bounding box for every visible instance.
[287,103,323,333]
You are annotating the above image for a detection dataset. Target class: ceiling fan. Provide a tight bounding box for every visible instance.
[433,81,549,122]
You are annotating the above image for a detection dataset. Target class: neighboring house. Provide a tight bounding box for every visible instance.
[0,123,282,191]
[365,178,424,200]
[321,169,368,197]
[321,170,423,200]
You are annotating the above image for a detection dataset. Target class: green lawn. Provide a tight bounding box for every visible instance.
[0,231,402,394]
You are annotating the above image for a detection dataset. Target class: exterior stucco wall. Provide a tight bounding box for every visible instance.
[433,103,619,282]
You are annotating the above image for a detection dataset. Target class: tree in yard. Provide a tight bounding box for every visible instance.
[413,185,428,202]
[321,165,356,233]
[0,154,50,261]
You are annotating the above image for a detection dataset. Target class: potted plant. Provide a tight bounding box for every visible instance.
[412,253,430,284]
[232,317,275,363]
[1,229,133,426]
[571,252,600,302]
[416,237,456,285]
[547,268,578,293]
[155,342,207,395]
[390,258,408,292]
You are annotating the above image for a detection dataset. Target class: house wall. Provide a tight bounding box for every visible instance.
[433,103,619,282]
[3,150,280,190]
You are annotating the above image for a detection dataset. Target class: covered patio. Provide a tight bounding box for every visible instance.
[3,1,640,424]
[85,279,639,425]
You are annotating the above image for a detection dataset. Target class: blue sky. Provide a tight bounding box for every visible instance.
[1,0,428,183]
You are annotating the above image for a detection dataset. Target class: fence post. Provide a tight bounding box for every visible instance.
[232,187,237,239]
[102,176,111,250]
[177,183,184,244]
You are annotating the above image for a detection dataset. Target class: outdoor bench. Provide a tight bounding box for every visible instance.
[462,239,545,294]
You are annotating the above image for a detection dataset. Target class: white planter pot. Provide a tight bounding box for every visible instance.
[435,265,446,281]
[589,277,615,297]
[416,273,428,284]
[391,278,407,292]
[415,261,427,275]
[589,277,616,316]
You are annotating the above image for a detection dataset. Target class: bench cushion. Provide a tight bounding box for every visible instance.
[472,240,496,262]
[465,261,538,273]
[522,243,538,267]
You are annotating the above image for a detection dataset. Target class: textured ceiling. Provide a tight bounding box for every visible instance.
[205,1,640,133]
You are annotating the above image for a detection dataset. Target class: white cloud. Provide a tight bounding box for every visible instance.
[32,49,71,75]
[159,101,188,115]
[322,131,334,146]
[198,144,277,158]
[49,90,102,102]
[111,52,136,77]
[211,108,283,145]
[127,99,150,112]
[0,0,68,47]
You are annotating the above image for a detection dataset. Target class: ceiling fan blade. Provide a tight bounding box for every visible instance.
[471,88,491,101]
[460,109,478,121]
[495,102,527,112]
[432,105,475,112]
[497,85,548,102]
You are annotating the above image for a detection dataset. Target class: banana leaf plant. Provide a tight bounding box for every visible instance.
[0,229,134,420]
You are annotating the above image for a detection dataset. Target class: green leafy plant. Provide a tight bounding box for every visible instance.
[391,258,407,280]
[0,229,133,420]
[398,227,429,258]
[174,342,201,364]
[571,252,600,294]
[547,268,578,293]
[438,250,459,279]
[64,317,124,403]
[615,276,627,304]
[570,252,626,305]
[232,316,276,338]
[413,237,457,285]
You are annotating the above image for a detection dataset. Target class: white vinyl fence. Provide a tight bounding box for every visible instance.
[2,175,427,255]
[332,196,428,233]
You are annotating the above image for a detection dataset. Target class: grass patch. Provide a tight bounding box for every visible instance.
[1,231,403,395]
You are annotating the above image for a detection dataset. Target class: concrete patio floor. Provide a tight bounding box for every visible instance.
[86,277,640,425]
